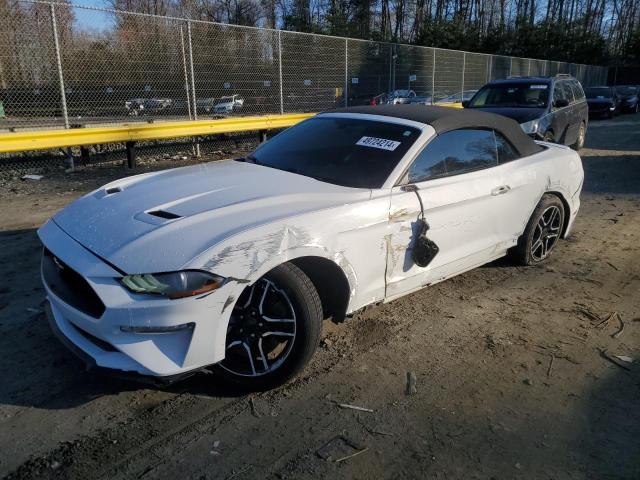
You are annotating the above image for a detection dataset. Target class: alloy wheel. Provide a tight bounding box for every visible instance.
[577,124,585,147]
[530,205,562,261]
[220,278,297,377]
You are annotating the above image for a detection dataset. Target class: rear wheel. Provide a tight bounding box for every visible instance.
[215,263,322,390]
[513,194,565,266]
[571,122,586,151]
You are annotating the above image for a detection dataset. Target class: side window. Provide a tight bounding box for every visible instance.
[552,83,564,104]
[560,81,575,103]
[570,81,585,101]
[495,132,520,164]
[408,129,498,183]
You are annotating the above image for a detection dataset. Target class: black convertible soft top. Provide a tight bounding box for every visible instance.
[327,105,544,157]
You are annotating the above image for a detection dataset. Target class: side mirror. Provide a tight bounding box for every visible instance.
[461,100,469,108]
[554,99,569,108]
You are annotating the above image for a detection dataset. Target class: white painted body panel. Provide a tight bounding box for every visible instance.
[38,114,584,377]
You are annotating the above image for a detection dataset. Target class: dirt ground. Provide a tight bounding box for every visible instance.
[1,115,639,480]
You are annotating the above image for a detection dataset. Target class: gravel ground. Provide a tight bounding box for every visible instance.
[0,114,639,480]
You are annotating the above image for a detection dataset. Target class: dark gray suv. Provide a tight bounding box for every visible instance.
[463,75,589,150]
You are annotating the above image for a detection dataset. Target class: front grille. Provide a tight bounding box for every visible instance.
[42,248,106,318]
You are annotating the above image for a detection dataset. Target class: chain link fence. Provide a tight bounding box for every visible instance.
[1,1,609,173]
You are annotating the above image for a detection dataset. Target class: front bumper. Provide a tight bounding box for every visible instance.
[38,220,236,378]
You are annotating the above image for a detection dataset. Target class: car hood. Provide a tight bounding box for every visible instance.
[51,160,369,273]
[468,107,545,123]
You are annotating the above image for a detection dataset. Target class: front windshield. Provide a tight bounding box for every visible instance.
[219,96,233,102]
[584,87,612,98]
[247,117,421,188]
[467,83,550,108]
[615,86,637,95]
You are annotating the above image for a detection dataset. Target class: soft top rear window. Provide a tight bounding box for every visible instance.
[247,116,421,188]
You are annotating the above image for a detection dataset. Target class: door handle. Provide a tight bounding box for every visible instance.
[491,185,511,196]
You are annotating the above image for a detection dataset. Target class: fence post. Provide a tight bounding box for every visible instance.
[278,30,284,114]
[509,57,513,77]
[461,52,466,97]
[180,25,192,120]
[187,21,200,157]
[50,2,73,170]
[527,58,531,76]
[344,39,348,107]
[50,3,68,130]
[432,49,436,103]
[486,55,491,83]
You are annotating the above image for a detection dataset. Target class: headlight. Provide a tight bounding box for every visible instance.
[520,119,540,135]
[121,270,225,299]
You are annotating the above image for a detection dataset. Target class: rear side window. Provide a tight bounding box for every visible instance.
[408,129,498,183]
[569,81,585,100]
[495,132,520,164]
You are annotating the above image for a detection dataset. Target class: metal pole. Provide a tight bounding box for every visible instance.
[432,49,436,104]
[187,21,200,157]
[344,38,348,107]
[486,55,491,83]
[278,30,284,114]
[461,52,465,97]
[388,46,393,92]
[180,25,192,120]
[50,3,69,130]
[509,57,513,77]
[527,59,531,76]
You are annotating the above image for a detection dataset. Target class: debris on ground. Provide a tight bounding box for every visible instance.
[599,349,632,371]
[546,354,555,377]
[338,403,374,413]
[406,371,418,395]
[335,447,369,463]
[316,435,363,461]
[611,313,625,339]
[21,174,43,181]
[613,355,633,363]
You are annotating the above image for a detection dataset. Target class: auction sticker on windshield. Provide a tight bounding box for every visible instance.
[356,136,401,151]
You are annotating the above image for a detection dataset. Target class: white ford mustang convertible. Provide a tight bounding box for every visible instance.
[39,105,583,389]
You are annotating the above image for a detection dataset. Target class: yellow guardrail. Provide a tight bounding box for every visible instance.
[0,113,316,153]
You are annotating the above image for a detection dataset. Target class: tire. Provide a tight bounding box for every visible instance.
[571,121,586,151]
[215,262,322,391]
[512,194,565,266]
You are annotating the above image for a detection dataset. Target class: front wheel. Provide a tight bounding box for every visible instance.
[512,194,565,266]
[571,122,586,151]
[215,263,322,391]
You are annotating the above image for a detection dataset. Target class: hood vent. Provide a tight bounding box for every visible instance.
[147,210,182,220]
[105,187,122,195]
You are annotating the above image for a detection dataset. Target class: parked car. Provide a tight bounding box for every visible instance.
[464,75,588,150]
[584,86,621,118]
[125,98,173,116]
[370,93,391,105]
[435,90,478,108]
[196,97,218,114]
[213,94,244,114]
[613,85,639,113]
[39,105,583,390]
[389,89,417,104]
